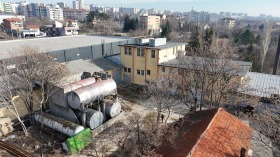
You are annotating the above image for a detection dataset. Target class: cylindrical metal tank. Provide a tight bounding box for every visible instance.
[34,112,84,136]
[64,77,97,93]
[85,109,104,129]
[104,99,121,118]
[67,79,117,109]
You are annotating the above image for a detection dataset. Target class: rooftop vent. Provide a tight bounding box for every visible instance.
[136,38,150,45]
[149,38,166,47]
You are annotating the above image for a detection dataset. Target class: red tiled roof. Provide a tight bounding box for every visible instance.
[26,25,40,29]
[155,108,253,157]
[4,18,21,22]
[67,19,76,22]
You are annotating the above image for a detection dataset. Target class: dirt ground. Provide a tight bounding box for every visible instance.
[0,85,184,156]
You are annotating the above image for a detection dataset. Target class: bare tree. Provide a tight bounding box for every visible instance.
[0,65,28,136]
[0,46,68,127]
[116,112,170,157]
[173,28,248,111]
[143,74,179,124]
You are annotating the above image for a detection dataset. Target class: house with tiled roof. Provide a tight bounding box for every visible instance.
[2,18,23,33]
[155,108,255,157]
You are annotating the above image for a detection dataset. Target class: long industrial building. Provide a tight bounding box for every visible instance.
[0,35,133,62]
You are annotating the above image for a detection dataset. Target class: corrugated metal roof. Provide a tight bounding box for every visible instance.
[238,72,280,97]
[64,58,121,75]
[0,35,130,60]
[159,56,252,77]
[88,58,122,71]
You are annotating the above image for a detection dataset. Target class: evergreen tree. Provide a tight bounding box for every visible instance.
[161,20,172,40]
[244,42,257,71]
[189,26,200,50]
[123,15,131,32]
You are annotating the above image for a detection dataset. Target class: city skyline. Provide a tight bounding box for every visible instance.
[2,0,280,17]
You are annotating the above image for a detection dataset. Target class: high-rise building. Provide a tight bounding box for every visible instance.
[46,5,63,21]
[78,0,84,9]
[72,0,78,9]
[0,2,18,14]
[57,2,67,9]
[0,2,4,12]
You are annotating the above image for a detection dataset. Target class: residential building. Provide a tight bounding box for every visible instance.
[0,2,18,14]
[155,108,254,157]
[66,19,79,28]
[2,18,23,32]
[21,25,42,38]
[188,10,210,23]
[57,2,67,9]
[17,0,30,16]
[119,7,139,15]
[222,17,235,29]
[0,14,25,23]
[46,5,63,21]
[0,2,3,12]
[72,0,78,9]
[140,14,161,35]
[119,38,186,85]
[63,8,88,22]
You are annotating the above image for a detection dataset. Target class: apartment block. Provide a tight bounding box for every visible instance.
[140,14,161,35]
[46,5,63,21]
[63,8,88,21]
[119,38,186,85]
[221,17,235,29]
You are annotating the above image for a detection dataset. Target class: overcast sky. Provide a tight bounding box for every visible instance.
[3,0,280,17]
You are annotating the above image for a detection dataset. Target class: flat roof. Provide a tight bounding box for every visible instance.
[238,72,280,97]
[0,35,129,60]
[119,42,186,50]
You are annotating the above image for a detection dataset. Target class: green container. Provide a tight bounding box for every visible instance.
[66,128,93,154]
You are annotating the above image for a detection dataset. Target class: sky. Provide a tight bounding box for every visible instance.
[3,0,280,17]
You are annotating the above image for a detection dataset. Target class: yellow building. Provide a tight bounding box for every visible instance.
[140,14,161,35]
[221,17,235,29]
[119,38,186,85]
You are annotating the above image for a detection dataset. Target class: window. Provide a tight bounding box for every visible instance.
[178,68,183,75]
[147,70,151,75]
[124,67,131,73]
[128,47,132,55]
[141,48,145,57]
[124,47,128,55]
[137,69,140,75]
[170,68,175,74]
[137,48,140,56]
[141,70,145,75]
[161,67,165,72]
[151,50,155,58]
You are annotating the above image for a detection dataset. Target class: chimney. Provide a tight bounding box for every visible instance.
[240,148,246,157]
[273,36,280,75]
